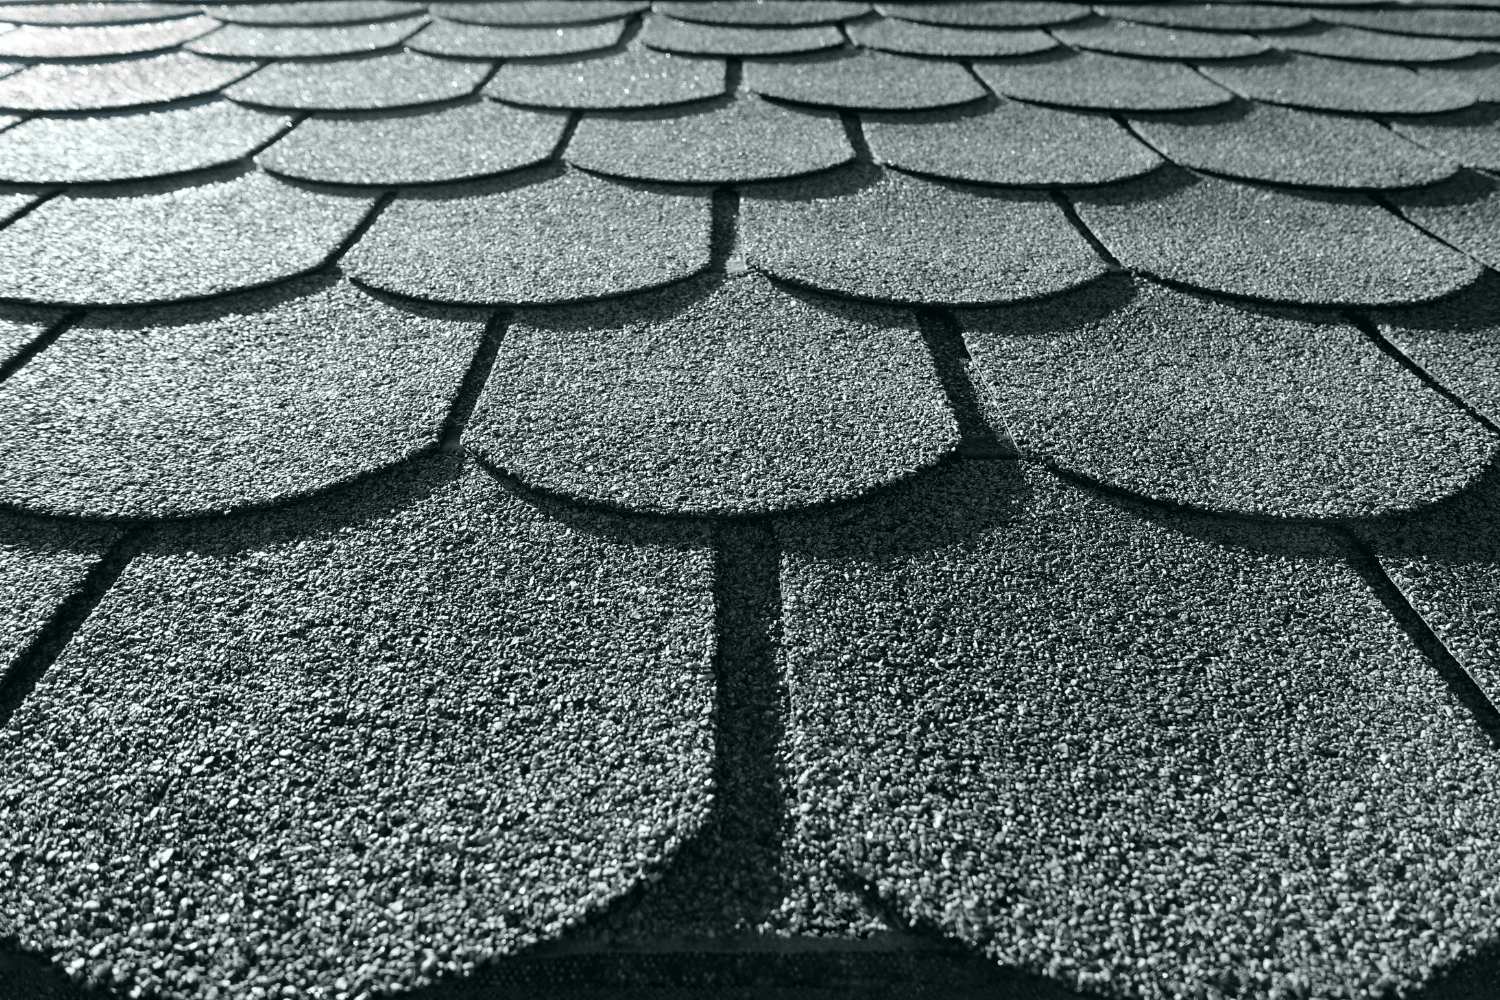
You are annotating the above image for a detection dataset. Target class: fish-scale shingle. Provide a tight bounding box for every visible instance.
[1267,25,1482,64]
[0,514,121,674]
[1097,2,1312,32]
[407,17,626,57]
[202,1,426,25]
[1322,8,1500,40]
[639,15,844,56]
[655,1,871,25]
[1391,105,1500,172]
[0,15,217,58]
[485,48,726,109]
[745,49,986,110]
[0,2,195,25]
[1052,18,1268,60]
[226,52,492,111]
[431,1,650,25]
[844,17,1057,58]
[974,50,1233,112]
[1420,54,1500,103]
[0,51,257,112]
[185,15,429,57]
[875,1,1087,28]
[0,303,58,371]
[1201,53,1475,114]
[1392,170,1500,274]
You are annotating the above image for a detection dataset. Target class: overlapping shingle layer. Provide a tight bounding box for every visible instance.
[4,3,1500,1000]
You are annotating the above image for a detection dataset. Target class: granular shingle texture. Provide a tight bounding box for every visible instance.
[962,278,1496,518]
[656,1,870,25]
[1098,2,1313,31]
[0,515,119,675]
[0,16,215,58]
[1201,53,1476,114]
[464,273,957,516]
[485,48,725,109]
[258,102,566,185]
[741,165,1106,305]
[0,170,375,306]
[1390,105,1500,172]
[566,96,851,183]
[408,18,623,57]
[1073,167,1482,306]
[1377,274,1500,426]
[864,98,1161,186]
[1129,100,1456,190]
[0,456,718,1000]
[0,277,485,519]
[0,3,193,25]
[778,460,1500,1000]
[225,52,491,111]
[0,100,290,184]
[875,1,1087,28]
[0,191,41,227]
[974,50,1232,111]
[1323,8,1500,39]
[1052,18,1268,59]
[745,50,985,110]
[1268,25,1482,64]
[844,17,1057,58]
[0,303,57,370]
[431,1,649,25]
[1392,170,1500,273]
[0,51,256,112]
[346,169,711,304]
[203,1,425,25]
[639,15,843,56]
[184,16,428,58]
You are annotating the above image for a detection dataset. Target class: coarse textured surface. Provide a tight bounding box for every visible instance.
[974,50,1232,112]
[778,460,1500,1000]
[0,16,215,58]
[1073,167,1483,306]
[864,97,1161,186]
[1391,105,1500,172]
[0,303,56,370]
[1393,170,1500,273]
[464,273,957,516]
[741,165,1106,306]
[184,16,428,58]
[962,277,1496,518]
[485,48,724,109]
[1267,25,1481,64]
[202,1,425,25]
[0,277,484,519]
[566,96,850,183]
[1052,18,1268,59]
[875,1,1087,28]
[639,15,843,56]
[0,101,289,184]
[1323,8,1500,39]
[0,3,192,25]
[224,52,490,111]
[1377,273,1500,427]
[844,17,1056,58]
[407,17,624,57]
[1098,2,1313,31]
[0,190,41,226]
[345,168,711,305]
[0,171,374,306]
[745,49,985,110]
[656,1,870,25]
[0,515,118,675]
[258,102,567,185]
[0,456,718,1000]
[431,1,649,26]
[1201,53,1477,114]
[0,52,255,112]
[1128,100,1456,190]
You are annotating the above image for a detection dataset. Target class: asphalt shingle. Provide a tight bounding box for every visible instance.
[1201,53,1476,114]
[0,303,57,370]
[0,191,42,227]
[345,168,711,305]
[1073,166,1483,306]
[1267,24,1482,64]
[745,49,986,110]
[864,97,1162,186]
[1420,54,1500,103]
[0,277,485,519]
[639,15,844,56]
[258,102,566,185]
[844,17,1057,58]
[1322,8,1500,39]
[1392,169,1500,273]
[0,15,216,58]
[1052,18,1268,60]
[0,52,256,112]
[962,277,1495,518]
[0,455,717,999]
[225,52,491,111]
[740,165,1106,306]
[0,3,193,25]
[184,15,428,57]
[1376,274,1500,431]
[566,95,851,183]
[1391,105,1500,172]
[974,50,1232,112]
[0,515,120,676]
[430,1,650,25]
[484,48,725,109]
[1097,2,1312,32]
[0,100,290,185]
[407,17,625,57]
[875,1,1087,28]
[202,1,426,25]
[0,170,375,306]
[655,1,871,25]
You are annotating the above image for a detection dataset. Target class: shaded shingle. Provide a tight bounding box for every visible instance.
[408,17,625,56]
[0,100,289,184]
[1390,105,1500,172]
[485,48,726,109]
[1392,170,1500,273]
[1322,8,1500,40]
[0,514,120,674]
[1420,54,1500,103]
[0,277,485,519]
[655,1,871,25]
[1072,167,1481,306]
[465,272,956,516]
[431,1,650,26]
[962,277,1494,518]
[1128,100,1456,190]
[0,190,44,226]
[0,170,375,306]
[1201,53,1475,114]
[864,97,1161,186]
[741,165,1106,306]
[185,15,429,58]
[0,3,194,25]
[1267,25,1482,64]
[745,50,985,110]
[640,15,844,56]
[0,302,57,370]
[875,1,1087,28]
[845,17,1057,58]
[1097,3,1312,32]
[1376,274,1500,431]
[0,51,256,112]
[0,455,716,997]
[1052,18,1268,60]
[225,52,492,111]
[974,50,1232,112]
[0,15,216,58]
[345,169,711,304]
[202,1,426,25]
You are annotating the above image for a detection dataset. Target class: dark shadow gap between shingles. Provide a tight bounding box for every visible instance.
[442,310,510,453]
[0,186,60,230]
[1345,309,1500,436]
[323,188,397,265]
[839,109,873,162]
[0,308,80,386]
[1047,188,1124,268]
[915,306,1019,459]
[708,185,740,272]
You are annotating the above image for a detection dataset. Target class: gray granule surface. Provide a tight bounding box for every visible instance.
[0,171,375,306]
[864,98,1161,187]
[0,455,718,1000]
[1128,100,1456,190]
[740,165,1107,305]
[0,16,216,58]
[960,277,1496,519]
[776,459,1500,1000]
[744,50,985,111]
[0,3,193,25]
[185,16,429,58]
[0,276,485,520]
[0,303,57,369]
[0,52,257,112]
[484,49,727,109]
[202,1,426,25]
[1097,3,1313,32]
[1376,273,1500,427]
[1323,8,1500,39]
[1268,25,1481,64]
[973,51,1233,112]
[0,100,290,184]
[407,18,625,58]
[345,169,712,304]
[464,272,957,516]
[0,515,119,674]
[639,15,844,57]
[1421,55,1500,104]
[656,1,871,25]
[566,96,852,183]
[875,1,1087,28]
[1391,105,1500,172]
[1052,19,1268,60]
[0,191,42,226]
[258,102,567,185]
[1391,169,1500,273]
[844,18,1057,58]
[431,1,650,26]
[225,52,491,112]
[1200,54,1476,114]
[1072,167,1483,306]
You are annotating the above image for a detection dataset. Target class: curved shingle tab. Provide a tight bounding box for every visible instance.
[465,273,957,516]
[409,17,625,56]
[0,3,194,25]
[640,15,843,56]
[1268,25,1481,64]
[432,1,650,25]
[655,1,870,25]
[745,50,985,110]
[185,15,428,57]
[1322,8,1500,40]
[1390,105,1500,172]
[1420,54,1500,103]
[202,1,426,25]
[974,50,1233,112]
[0,16,217,59]
[1201,53,1475,115]
[1053,18,1268,59]
[844,17,1056,58]
[485,48,726,109]
[0,51,256,112]
[225,52,491,111]
[1097,3,1312,32]
[875,1,1087,28]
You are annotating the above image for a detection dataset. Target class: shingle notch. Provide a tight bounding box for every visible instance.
[225,52,492,112]
[745,49,986,111]
[485,48,727,109]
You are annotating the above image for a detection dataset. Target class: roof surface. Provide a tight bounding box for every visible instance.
[2,2,1500,1000]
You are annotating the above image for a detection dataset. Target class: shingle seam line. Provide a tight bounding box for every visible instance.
[1048,188,1124,270]
[0,307,79,386]
[439,310,509,454]
[1344,309,1500,437]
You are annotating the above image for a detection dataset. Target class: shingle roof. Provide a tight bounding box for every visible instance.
[4,3,1500,1000]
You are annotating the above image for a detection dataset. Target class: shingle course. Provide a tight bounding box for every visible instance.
[0,14,215,58]
[225,51,491,111]
[484,47,726,108]
[184,14,428,57]
[0,51,256,112]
